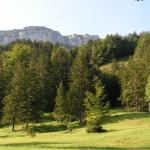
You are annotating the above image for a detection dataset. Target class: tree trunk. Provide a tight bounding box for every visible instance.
[12,117,15,132]
[70,115,72,122]
[80,108,83,126]
[127,101,129,112]
[25,122,29,131]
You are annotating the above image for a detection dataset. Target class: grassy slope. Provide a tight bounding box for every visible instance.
[100,58,128,73]
[0,109,150,150]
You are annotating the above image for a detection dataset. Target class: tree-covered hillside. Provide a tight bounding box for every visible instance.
[0,32,150,132]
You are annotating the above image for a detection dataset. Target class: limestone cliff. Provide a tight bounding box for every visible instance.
[0,26,99,46]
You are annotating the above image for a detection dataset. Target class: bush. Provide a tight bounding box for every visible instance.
[86,125,106,133]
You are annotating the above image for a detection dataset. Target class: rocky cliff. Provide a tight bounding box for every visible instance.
[0,26,99,46]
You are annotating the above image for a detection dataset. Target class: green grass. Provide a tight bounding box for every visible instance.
[0,110,150,150]
[100,58,128,73]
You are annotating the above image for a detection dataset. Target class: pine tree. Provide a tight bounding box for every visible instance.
[51,47,70,88]
[34,52,52,112]
[3,61,25,131]
[0,53,4,118]
[51,47,70,111]
[54,82,66,122]
[21,55,46,130]
[119,33,150,111]
[67,48,91,125]
[84,79,109,132]
[3,45,46,131]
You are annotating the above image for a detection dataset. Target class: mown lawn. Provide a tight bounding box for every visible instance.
[0,109,150,150]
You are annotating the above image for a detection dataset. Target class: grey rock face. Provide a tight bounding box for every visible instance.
[0,26,99,46]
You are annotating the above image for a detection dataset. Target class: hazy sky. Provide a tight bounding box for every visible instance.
[0,0,149,37]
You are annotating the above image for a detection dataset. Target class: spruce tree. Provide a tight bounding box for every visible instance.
[0,53,4,119]
[51,47,70,110]
[3,61,25,131]
[54,82,66,122]
[67,48,91,125]
[34,52,52,112]
[120,33,150,111]
[3,44,46,131]
[84,79,109,132]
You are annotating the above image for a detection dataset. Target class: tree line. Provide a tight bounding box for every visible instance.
[0,32,149,132]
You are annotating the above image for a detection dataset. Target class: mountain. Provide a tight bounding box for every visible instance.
[0,26,99,46]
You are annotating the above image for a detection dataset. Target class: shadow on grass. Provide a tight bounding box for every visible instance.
[33,124,66,133]
[0,135,9,138]
[106,112,150,124]
[0,142,150,150]
[0,123,11,128]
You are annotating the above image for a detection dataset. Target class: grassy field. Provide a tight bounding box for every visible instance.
[0,109,150,150]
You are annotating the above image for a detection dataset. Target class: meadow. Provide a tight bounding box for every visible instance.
[0,109,150,150]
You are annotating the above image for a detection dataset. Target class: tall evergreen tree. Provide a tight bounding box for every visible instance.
[54,82,66,121]
[34,52,52,112]
[51,47,70,111]
[119,32,150,111]
[0,53,4,118]
[2,44,46,130]
[51,47,70,88]
[3,61,25,131]
[67,48,91,125]
[84,79,109,132]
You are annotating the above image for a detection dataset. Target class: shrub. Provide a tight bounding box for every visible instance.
[86,125,107,133]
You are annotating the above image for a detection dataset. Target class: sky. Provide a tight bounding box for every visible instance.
[0,0,149,37]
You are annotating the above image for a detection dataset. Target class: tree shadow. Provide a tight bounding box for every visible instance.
[0,135,9,138]
[33,124,66,133]
[33,112,150,133]
[0,123,11,128]
[0,142,150,150]
[105,112,150,124]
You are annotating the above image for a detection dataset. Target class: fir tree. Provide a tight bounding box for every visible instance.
[67,48,91,125]
[84,79,109,132]
[54,82,66,122]
[3,61,25,131]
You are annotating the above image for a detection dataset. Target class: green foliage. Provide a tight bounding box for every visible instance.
[2,44,47,130]
[0,31,146,133]
[67,47,92,125]
[35,52,52,112]
[54,82,66,121]
[145,76,150,100]
[3,44,33,70]
[145,75,150,112]
[91,34,137,67]
[119,33,150,111]
[101,73,121,107]
[51,47,70,87]
[84,79,109,132]
[0,53,5,118]
[3,62,26,130]
[50,47,70,111]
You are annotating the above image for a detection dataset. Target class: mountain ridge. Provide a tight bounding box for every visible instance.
[0,26,99,46]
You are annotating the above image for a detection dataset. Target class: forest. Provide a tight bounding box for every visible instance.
[0,31,150,134]
[0,29,150,150]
